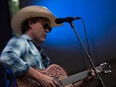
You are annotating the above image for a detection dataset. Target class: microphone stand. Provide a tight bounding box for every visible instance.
[69,21,105,87]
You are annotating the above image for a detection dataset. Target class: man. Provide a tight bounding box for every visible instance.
[0,6,95,87]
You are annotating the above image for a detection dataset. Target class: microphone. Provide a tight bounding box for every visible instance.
[55,17,81,24]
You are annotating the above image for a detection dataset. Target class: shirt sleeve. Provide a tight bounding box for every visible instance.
[0,36,30,77]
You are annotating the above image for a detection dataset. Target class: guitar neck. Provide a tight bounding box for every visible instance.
[60,66,101,86]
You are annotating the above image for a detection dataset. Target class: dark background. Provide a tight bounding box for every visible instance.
[0,0,116,87]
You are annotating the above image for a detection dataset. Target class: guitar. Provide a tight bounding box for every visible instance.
[17,62,111,87]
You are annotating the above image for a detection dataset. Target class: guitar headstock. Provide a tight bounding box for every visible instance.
[97,62,111,74]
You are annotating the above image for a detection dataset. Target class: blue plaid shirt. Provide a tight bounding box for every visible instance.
[0,34,50,77]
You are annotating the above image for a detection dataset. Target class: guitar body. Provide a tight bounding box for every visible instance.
[17,64,69,87]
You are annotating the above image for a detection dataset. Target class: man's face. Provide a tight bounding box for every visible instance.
[29,19,52,44]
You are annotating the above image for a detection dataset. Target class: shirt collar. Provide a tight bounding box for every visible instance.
[21,34,32,41]
[21,34,39,48]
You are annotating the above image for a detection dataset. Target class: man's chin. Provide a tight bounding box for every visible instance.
[40,39,45,43]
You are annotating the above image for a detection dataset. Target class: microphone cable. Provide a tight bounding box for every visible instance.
[80,17,91,56]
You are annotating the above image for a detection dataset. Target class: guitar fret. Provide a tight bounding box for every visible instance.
[60,66,103,86]
[61,70,89,86]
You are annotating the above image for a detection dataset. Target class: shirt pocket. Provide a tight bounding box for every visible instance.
[26,48,39,66]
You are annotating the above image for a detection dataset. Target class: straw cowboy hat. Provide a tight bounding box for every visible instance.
[11,6,62,34]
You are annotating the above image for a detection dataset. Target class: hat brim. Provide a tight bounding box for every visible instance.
[11,6,62,34]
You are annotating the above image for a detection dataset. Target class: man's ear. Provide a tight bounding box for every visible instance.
[29,23,33,29]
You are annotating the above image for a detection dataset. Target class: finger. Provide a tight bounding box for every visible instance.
[52,79,59,86]
[51,82,57,87]
[90,70,95,76]
[45,82,56,87]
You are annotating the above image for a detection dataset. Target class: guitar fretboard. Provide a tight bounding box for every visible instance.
[60,66,101,86]
[60,70,89,86]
